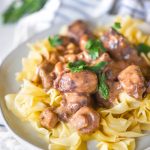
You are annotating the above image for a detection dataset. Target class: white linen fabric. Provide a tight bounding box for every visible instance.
[0,0,150,149]
[13,0,150,47]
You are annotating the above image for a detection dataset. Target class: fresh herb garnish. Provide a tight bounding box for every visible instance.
[67,60,87,72]
[68,61,107,73]
[2,0,47,23]
[112,22,121,31]
[137,43,150,54]
[87,61,108,73]
[85,39,106,60]
[48,35,62,47]
[98,73,109,100]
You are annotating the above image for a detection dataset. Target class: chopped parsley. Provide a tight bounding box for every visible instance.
[48,35,62,47]
[98,73,109,100]
[67,60,87,72]
[137,43,150,54]
[2,0,47,23]
[67,61,107,73]
[85,39,106,60]
[112,22,121,31]
[87,61,108,73]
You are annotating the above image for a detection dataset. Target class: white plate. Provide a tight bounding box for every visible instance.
[0,17,150,150]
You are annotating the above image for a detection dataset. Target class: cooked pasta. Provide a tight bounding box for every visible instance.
[5,17,150,150]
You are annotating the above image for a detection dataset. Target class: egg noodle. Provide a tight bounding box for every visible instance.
[5,16,150,150]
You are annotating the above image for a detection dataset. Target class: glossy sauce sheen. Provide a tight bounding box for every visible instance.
[38,20,150,133]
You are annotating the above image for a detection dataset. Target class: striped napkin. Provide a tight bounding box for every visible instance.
[1,0,150,149]
[13,0,150,46]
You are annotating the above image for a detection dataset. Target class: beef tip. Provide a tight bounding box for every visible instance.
[58,71,98,93]
[101,28,138,61]
[37,60,55,89]
[70,106,100,134]
[40,107,58,130]
[64,93,92,113]
[104,60,129,81]
[95,81,121,108]
[68,20,93,41]
[101,28,150,79]
[55,106,70,122]
[55,93,92,121]
[118,65,146,99]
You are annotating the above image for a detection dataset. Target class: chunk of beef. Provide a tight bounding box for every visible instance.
[37,60,55,89]
[64,93,92,113]
[58,71,98,93]
[101,28,150,79]
[70,106,100,134]
[95,81,121,108]
[101,28,138,61]
[68,20,93,41]
[56,93,92,121]
[104,60,129,81]
[40,107,58,130]
[55,106,70,122]
[118,65,146,99]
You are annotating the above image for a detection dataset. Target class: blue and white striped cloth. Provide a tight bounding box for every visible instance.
[13,0,150,46]
[1,0,150,149]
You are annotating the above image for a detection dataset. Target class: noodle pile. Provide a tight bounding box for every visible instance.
[5,17,150,150]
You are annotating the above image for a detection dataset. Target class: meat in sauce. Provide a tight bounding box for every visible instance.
[68,20,94,41]
[39,20,150,134]
[118,65,146,99]
[63,93,92,113]
[37,60,55,89]
[101,28,150,79]
[40,107,58,130]
[58,71,98,93]
[56,93,92,122]
[70,106,100,133]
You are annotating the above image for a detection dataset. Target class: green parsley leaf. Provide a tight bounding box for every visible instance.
[98,73,109,100]
[48,35,62,47]
[87,61,108,73]
[2,0,47,24]
[68,61,108,73]
[85,39,106,60]
[137,43,150,54]
[112,22,121,31]
[67,60,87,72]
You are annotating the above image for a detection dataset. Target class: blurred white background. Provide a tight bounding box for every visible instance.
[0,0,16,60]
